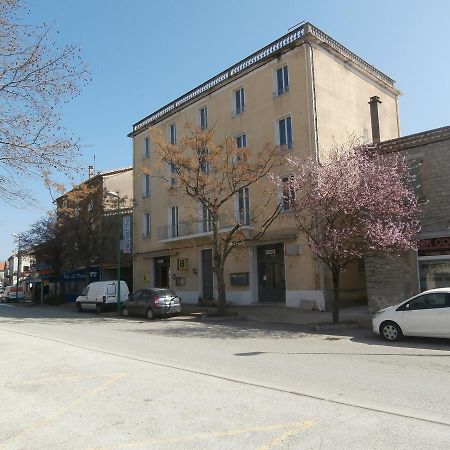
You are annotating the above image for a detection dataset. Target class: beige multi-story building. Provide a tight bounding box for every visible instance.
[129,22,400,309]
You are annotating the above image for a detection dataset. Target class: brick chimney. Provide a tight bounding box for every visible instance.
[369,96,382,143]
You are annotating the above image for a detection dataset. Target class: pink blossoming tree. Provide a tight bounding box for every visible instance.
[272,140,421,322]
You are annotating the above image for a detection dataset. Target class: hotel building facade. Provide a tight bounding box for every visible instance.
[129,22,400,309]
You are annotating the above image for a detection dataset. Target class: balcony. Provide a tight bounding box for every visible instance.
[157,211,253,242]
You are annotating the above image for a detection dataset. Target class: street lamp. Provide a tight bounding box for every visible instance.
[107,191,121,313]
[12,233,20,302]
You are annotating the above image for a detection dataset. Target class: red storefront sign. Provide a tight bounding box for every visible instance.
[418,237,450,256]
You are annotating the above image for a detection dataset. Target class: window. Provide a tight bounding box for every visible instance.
[107,284,116,295]
[199,106,208,130]
[170,206,179,238]
[143,174,151,197]
[168,162,177,186]
[234,134,247,164]
[143,213,151,237]
[237,187,250,225]
[419,259,450,291]
[278,116,293,150]
[234,88,245,115]
[408,158,425,202]
[143,136,150,159]
[198,147,209,173]
[236,134,247,149]
[407,293,449,310]
[169,124,176,145]
[281,175,295,211]
[275,65,289,96]
[201,204,213,232]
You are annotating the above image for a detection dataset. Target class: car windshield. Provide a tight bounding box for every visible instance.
[81,287,89,296]
[153,289,176,297]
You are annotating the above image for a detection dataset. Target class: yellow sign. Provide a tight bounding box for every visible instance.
[177,258,188,271]
[144,274,151,282]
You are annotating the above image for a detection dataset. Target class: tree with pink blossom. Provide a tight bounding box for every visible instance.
[272,140,421,322]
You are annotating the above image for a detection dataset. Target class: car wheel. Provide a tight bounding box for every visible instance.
[146,308,154,320]
[122,307,129,317]
[76,302,83,313]
[96,304,103,314]
[380,321,403,341]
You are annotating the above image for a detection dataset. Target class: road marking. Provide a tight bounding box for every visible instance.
[0,372,126,449]
[87,420,314,449]
[6,373,105,386]
[255,421,314,450]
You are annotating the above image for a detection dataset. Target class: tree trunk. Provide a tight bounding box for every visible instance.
[216,265,227,316]
[331,269,341,323]
[212,216,227,316]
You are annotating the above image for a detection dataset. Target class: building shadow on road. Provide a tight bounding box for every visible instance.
[2,304,449,351]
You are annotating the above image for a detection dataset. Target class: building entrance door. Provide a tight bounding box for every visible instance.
[201,249,214,301]
[154,256,170,288]
[257,243,286,302]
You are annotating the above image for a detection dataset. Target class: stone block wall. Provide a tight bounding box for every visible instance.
[365,252,419,313]
[365,133,450,313]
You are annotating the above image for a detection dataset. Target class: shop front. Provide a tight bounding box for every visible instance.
[418,237,450,291]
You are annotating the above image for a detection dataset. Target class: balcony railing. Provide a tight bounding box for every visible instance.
[157,211,253,241]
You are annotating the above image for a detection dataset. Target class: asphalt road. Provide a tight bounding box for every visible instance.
[0,304,449,449]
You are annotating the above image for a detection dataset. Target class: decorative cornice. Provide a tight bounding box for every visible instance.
[129,22,397,137]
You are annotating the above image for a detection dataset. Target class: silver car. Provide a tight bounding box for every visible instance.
[122,288,181,320]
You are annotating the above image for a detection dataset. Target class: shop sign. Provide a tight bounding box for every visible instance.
[418,237,450,256]
[123,215,131,254]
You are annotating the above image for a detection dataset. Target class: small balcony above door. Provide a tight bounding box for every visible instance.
[157,212,253,243]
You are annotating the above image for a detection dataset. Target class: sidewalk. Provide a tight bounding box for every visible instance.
[181,303,372,330]
[12,299,372,330]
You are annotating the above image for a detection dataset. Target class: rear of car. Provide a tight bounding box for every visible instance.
[122,288,181,320]
[151,289,182,316]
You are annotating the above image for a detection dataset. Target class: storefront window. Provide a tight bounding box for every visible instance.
[418,259,450,291]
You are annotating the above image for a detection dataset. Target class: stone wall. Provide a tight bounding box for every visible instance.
[365,133,450,312]
[365,253,419,313]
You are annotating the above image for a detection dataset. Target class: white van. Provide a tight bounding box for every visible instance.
[75,281,129,313]
[3,286,25,302]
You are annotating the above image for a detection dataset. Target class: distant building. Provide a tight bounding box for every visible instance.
[51,166,133,301]
[5,254,32,287]
[365,125,450,311]
[129,22,400,309]
[0,261,7,286]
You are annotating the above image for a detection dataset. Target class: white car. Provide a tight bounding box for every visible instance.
[373,288,450,341]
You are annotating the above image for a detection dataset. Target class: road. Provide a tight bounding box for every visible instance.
[0,303,449,449]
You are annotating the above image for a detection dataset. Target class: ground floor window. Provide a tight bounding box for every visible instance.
[418,258,450,291]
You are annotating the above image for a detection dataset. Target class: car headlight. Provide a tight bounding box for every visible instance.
[373,310,385,319]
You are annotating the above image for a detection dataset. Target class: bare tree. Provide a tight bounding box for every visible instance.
[151,123,285,315]
[19,214,64,287]
[0,0,90,203]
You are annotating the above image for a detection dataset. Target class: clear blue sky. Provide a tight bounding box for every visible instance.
[1,0,450,261]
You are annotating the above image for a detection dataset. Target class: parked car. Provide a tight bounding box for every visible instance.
[75,280,130,313]
[372,288,450,341]
[2,286,25,302]
[122,288,181,320]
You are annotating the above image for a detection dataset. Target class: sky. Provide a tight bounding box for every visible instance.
[1,0,450,261]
